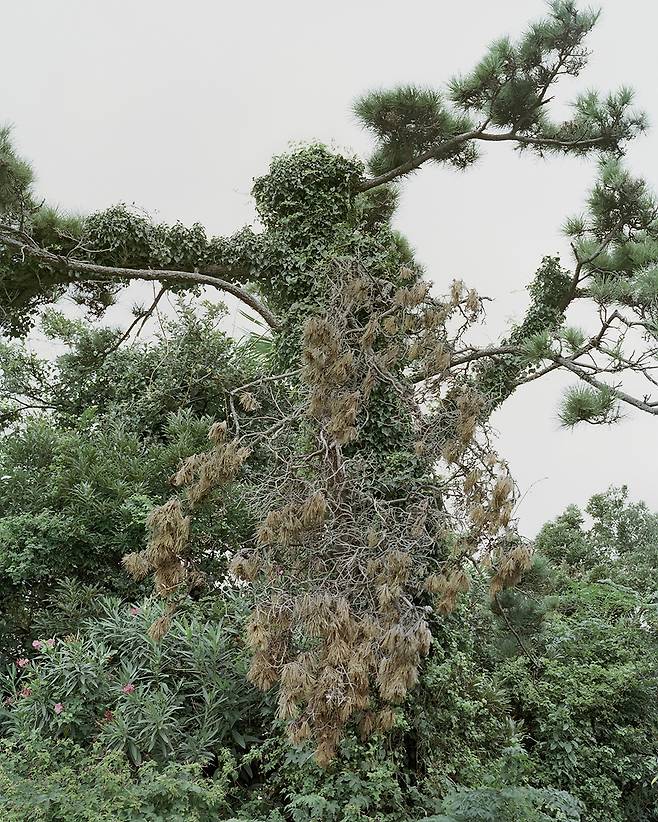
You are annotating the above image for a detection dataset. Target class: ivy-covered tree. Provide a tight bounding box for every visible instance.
[2,0,658,769]
[3,2,657,424]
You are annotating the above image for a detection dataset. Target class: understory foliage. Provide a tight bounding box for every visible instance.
[0,310,656,819]
[1,1,658,820]
[1,467,656,820]
[0,736,236,822]
[0,305,254,661]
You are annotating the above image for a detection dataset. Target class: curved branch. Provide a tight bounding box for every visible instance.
[0,227,280,330]
[418,328,658,419]
[413,344,519,385]
[358,130,616,192]
[358,129,483,191]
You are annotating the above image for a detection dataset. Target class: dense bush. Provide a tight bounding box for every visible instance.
[0,736,235,821]
[486,490,658,821]
[0,306,258,662]
[2,484,657,820]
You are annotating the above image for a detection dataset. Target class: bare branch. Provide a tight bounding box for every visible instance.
[101,286,168,357]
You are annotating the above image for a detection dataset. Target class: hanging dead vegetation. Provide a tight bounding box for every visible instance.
[122,421,251,639]
[127,258,531,764]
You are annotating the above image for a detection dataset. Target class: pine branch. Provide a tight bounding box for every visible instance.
[549,353,658,416]
[357,128,483,190]
[358,129,616,191]
[417,317,658,420]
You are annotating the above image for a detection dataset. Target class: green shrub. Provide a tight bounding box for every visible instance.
[1,596,259,767]
[0,734,234,821]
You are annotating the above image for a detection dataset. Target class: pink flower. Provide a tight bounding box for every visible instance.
[54,702,64,714]
[103,709,114,722]
[122,683,136,695]
[20,687,32,698]
[32,640,42,650]
[129,607,140,617]
[16,658,29,668]
[46,638,55,648]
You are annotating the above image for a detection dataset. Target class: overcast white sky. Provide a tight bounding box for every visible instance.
[2,0,657,535]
